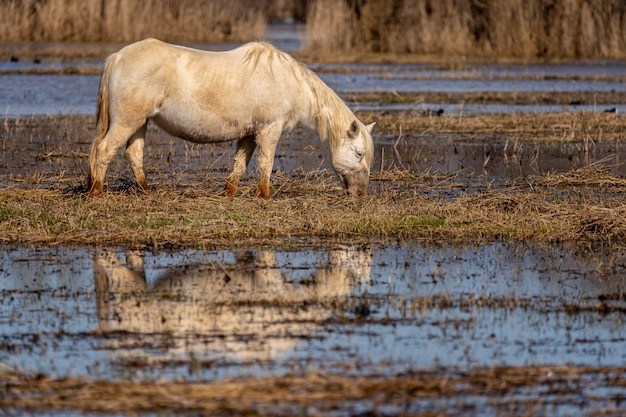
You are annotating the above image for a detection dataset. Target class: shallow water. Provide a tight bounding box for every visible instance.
[319,65,625,94]
[2,67,624,116]
[2,115,624,193]
[1,242,625,382]
[353,101,624,114]
[0,74,96,116]
[383,136,626,179]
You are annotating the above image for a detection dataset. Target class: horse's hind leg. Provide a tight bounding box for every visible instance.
[90,122,144,195]
[226,135,256,197]
[126,123,149,192]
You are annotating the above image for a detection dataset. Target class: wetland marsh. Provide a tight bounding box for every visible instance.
[1,28,626,417]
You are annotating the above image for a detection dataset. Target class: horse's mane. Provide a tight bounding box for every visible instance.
[243,42,286,73]
[300,65,355,150]
[242,43,355,150]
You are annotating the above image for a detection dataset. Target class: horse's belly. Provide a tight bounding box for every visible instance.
[152,112,252,143]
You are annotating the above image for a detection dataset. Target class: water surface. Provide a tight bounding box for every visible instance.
[2,242,624,382]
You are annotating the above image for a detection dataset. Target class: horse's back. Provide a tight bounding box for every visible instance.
[112,39,286,78]
[103,39,313,143]
[110,39,305,98]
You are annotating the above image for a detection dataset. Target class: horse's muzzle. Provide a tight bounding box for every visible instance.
[341,170,369,196]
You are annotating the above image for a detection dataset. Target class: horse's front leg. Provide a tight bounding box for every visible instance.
[126,123,149,192]
[254,125,282,199]
[226,135,256,197]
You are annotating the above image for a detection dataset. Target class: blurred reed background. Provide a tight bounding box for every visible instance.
[0,0,624,58]
[307,0,626,58]
[0,0,308,43]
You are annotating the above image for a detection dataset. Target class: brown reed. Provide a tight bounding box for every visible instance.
[0,0,268,43]
[306,0,626,59]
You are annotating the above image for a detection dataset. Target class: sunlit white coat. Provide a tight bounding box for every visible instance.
[88,38,375,197]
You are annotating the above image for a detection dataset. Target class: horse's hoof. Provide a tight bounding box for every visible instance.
[137,179,150,193]
[225,182,238,197]
[88,181,103,196]
[254,189,270,199]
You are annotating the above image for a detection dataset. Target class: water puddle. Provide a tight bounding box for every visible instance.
[320,70,624,94]
[353,101,625,114]
[313,61,626,93]
[1,242,624,382]
[0,74,97,116]
[382,136,626,179]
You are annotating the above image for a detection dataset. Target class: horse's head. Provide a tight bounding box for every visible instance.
[332,120,375,196]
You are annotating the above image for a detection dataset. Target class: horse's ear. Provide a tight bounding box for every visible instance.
[348,120,359,138]
[365,122,375,133]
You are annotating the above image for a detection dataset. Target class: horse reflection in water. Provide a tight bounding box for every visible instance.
[94,247,371,363]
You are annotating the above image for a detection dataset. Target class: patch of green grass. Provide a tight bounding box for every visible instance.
[0,200,24,222]
[148,218,175,228]
[349,214,444,236]
[29,212,59,229]
[402,215,445,228]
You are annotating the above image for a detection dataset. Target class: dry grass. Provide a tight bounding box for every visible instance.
[2,164,626,247]
[2,0,624,59]
[306,0,626,59]
[2,364,625,415]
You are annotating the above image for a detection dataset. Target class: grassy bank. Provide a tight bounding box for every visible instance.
[1,164,626,247]
[307,0,626,59]
[1,111,625,248]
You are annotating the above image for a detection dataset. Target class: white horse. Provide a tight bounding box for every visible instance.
[88,38,375,198]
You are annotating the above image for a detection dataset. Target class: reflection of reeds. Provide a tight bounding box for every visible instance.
[306,0,626,59]
[0,0,268,42]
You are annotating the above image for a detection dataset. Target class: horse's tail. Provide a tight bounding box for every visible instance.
[88,55,116,193]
